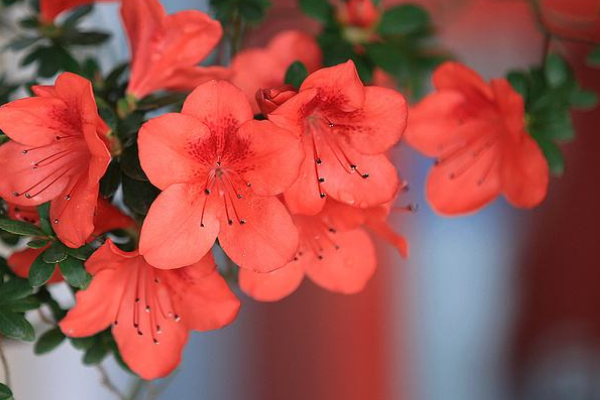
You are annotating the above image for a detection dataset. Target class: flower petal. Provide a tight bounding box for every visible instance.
[239,262,305,302]
[181,81,253,128]
[218,194,299,272]
[433,62,494,105]
[138,113,209,189]
[8,247,63,283]
[305,228,376,294]
[501,134,549,208]
[236,120,304,196]
[300,61,365,111]
[139,183,219,269]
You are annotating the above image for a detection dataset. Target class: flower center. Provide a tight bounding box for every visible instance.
[294,217,340,261]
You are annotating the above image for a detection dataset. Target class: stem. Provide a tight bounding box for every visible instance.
[0,337,10,388]
[97,364,127,400]
[127,378,146,400]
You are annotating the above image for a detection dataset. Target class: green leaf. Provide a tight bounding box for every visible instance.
[507,71,528,97]
[587,45,600,67]
[0,217,46,237]
[42,242,68,264]
[62,30,111,46]
[120,143,148,181]
[535,137,565,176]
[27,239,50,249]
[568,88,598,110]
[0,383,12,400]
[29,253,56,287]
[4,295,41,313]
[299,0,333,22]
[67,245,94,261]
[62,5,94,28]
[35,328,66,355]
[284,61,308,89]
[37,203,53,235]
[70,336,96,350]
[0,278,32,303]
[378,4,430,36]
[0,307,35,341]
[58,257,91,289]
[5,36,41,51]
[122,175,160,216]
[83,343,109,365]
[544,54,568,88]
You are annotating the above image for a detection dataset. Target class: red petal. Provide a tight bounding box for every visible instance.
[138,113,210,190]
[92,198,134,237]
[339,86,407,155]
[305,228,377,294]
[433,62,494,106]
[140,184,219,269]
[501,134,549,208]
[236,120,304,196]
[491,79,526,140]
[218,194,299,272]
[426,121,502,215]
[182,80,253,128]
[239,263,305,302]
[301,60,365,111]
[8,247,63,283]
[50,177,99,248]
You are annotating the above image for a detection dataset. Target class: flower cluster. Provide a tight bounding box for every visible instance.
[0,0,587,390]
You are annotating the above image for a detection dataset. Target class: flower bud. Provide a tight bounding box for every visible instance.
[256,85,298,115]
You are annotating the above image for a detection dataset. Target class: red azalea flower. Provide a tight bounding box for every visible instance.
[230,30,322,113]
[405,62,549,215]
[0,73,111,248]
[122,0,229,99]
[255,85,298,115]
[39,0,116,23]
[7,198,134,283]
[239,202,377,301]
[269,60,407,215]
[138,80,303,272]
[337,0,380,29]
[59,240,240,380]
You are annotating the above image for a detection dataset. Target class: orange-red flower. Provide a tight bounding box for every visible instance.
[230,30,322,113]
[0,73,111,248]
[269,60,407,215]
[39,0,116,23]
[138,81,303,272]
[122,0,228,99]
[7,198,134,283]
[337,0,380,29]
[405,62,549,215]
[256,85,298,115]
[239,201,377,301]
[59,240,240,380]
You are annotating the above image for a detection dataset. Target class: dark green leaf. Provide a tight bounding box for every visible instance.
[62,5,94,28]
[62,30,110,46]
[507,71,528,97]
[35,328,66,355]
[70,336,96,350]
[0,307,35,341]
[42,242,68,264]
[568,88,598,110]
[120,143,147,181]
[0,217,46,237]
[83,343,109,365]
[29,253,56,287]
[0,383,12,400]
[121,175,160,216]
[544,53,568,88]
[6,36,41,51]
[535,137,565,176]
[59,257,91,289]
[378,4,429,36]
[0,278,32,303]
[587,45,600,67]
[299,0,333,22]
[27,239,50,249]
[19,16,40,29]
[38,202,53,235]
[100,160,121,198]
[284,61,308,89]
[67,245,94,261]
[4,295,41,312]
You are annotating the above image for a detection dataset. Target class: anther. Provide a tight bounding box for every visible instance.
[22,150,28,154]
[174,315,181,322]
[228,219,233,225]
[320,193,326,198]
[316,158,322,165]
[205,189,211,195]
[318,178,325,183]
[328,228,336,233]
[65,194,71,200]
[200,223,205,227]
[153,339,159,345]
[12,191,19,197]
[24,194,32,198]
[145,306,151,313]
[361,173,369,179]
[53,219,59,224]
[240,219,246,225]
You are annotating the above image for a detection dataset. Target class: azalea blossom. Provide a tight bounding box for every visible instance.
[138,80,303,272]
[230,30,322,113]
[122,0,229,99]
[7,198,134,283]
[336,0,380,29]
[256,85,298,115]
[239,201,377,301]
[269,60,407,215]
[405,62,549,215]
[39,0,116,23]
[59,240,240,380]
[0,73,111,248]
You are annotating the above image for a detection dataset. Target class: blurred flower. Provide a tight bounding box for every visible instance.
[121,0,229,99]
[138,81,303,272]
[337,0,381,29]
[406,62,549,215]
[231,30,322,113]
[0,73,111,248]
[269,60,407,215]
[39,0,116,23]
[60,239,240,380]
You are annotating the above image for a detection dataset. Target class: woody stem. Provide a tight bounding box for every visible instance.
[97,364,127,400]
[0,336,10,387]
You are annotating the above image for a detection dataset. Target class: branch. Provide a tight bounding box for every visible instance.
[97,363,127,400]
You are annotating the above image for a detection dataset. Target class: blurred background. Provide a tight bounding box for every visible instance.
[1,0,599,399]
